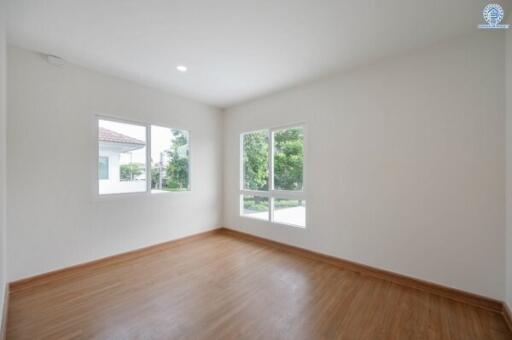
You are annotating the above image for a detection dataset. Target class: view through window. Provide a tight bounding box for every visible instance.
[241,126,305,227]
[97,118,190,195]
[98,119,147,195]
[151,125,190,192]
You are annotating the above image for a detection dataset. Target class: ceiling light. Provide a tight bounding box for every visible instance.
[176,65,187,72]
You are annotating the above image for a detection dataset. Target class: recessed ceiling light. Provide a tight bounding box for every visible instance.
[176,65,187,72]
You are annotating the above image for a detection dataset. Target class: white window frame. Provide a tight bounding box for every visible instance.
[240,124,306,228]
[94,115,192,198]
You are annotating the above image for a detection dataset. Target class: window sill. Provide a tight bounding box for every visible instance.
[150,189,192,194]
[239,215,306,229]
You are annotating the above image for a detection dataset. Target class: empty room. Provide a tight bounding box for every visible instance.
[0,0,511,339]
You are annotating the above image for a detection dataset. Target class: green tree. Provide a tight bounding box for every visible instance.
[120,163,144,181]
[165,130,189,190]
[151,167,160,188]
[243,131,268,190]
[273,128,303,190]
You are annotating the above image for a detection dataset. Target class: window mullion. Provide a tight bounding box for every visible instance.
[146,123,151,193]
[239,133,244,191]
[269,129,274,191]
[269,129,274,222]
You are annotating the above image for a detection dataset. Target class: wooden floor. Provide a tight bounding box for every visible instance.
[7,231,512,339]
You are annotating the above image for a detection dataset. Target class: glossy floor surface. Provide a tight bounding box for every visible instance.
[7,231,512,339]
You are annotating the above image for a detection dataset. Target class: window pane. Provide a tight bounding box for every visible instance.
[273,127,304,191]
[241,195,269,220]
[151,126,190,192]
[98,156,109,180]
[98,119,147,195]
[273,199,306,227]
[243,131,269,191]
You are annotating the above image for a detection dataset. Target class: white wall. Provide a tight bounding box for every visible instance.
[0,0,8,321]
[506,17,512,309]
[7,46,223,281]
[224,32,506,299]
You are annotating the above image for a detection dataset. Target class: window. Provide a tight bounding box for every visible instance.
[98,156,109,180]
[241,195,269,221]
[98,119,147,195]
[273,127,303,191]
[273,198,305,226]
[97,117,191,196]
[240,126,305,227]
[151,125,190,192]
[242,130,269,191]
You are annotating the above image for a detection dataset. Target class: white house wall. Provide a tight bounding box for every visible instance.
[97,149,147,195]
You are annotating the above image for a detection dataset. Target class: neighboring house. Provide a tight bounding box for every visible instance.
[98,127,146,194]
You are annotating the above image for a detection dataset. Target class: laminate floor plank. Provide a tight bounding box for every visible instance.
[7,232,511,339]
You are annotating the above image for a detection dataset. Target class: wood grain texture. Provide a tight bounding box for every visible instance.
[7,229,512,339]
[221,228,503,313]
[504,303,512,335]
[1,284,8,340]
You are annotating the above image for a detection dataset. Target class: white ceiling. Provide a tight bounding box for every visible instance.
[6,0,510,108]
